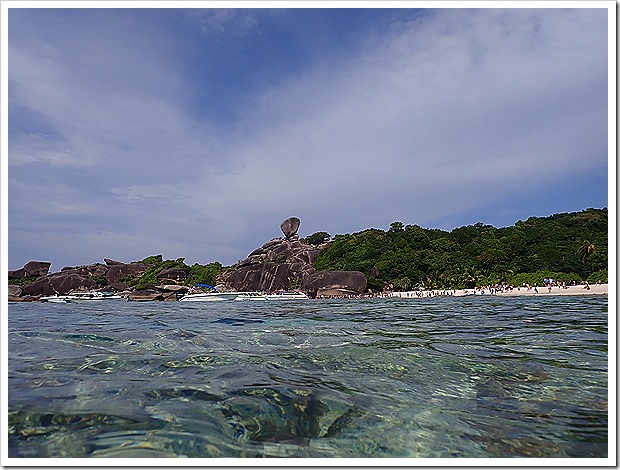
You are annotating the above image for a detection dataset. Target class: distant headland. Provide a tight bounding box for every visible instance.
[8,209,608,301]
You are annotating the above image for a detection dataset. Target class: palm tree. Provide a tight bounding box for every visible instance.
[577,240,596,264]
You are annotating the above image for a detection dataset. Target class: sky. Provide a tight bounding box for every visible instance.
[5,3,612,272]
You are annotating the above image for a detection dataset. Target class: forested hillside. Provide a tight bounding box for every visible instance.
[313,208,608,290]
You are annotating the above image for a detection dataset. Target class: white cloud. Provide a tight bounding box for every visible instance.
[8,7,609,269]
[185,8,258,36]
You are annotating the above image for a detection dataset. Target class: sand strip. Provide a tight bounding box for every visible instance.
[392,284,608,298]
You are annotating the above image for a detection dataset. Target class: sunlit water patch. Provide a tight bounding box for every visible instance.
[8,296,607,458]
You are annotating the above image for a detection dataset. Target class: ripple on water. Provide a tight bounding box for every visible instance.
[7,297,608,458]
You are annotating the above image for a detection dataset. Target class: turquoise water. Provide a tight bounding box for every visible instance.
[8,296,608,458]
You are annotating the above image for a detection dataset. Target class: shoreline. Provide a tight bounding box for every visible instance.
[391,284,609,298]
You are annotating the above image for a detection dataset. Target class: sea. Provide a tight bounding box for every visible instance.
[7,295,609,460]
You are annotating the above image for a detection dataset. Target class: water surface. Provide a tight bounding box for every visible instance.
[8,296,608,458]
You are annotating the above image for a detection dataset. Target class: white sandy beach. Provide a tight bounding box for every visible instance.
[391,284,609,298]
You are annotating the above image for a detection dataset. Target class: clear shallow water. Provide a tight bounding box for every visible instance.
[8,296,608,459]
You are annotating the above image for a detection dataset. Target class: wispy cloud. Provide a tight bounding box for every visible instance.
[7,7,609,270]
[184,8,258,36]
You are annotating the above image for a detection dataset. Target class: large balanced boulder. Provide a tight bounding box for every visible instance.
[302,270,367,297]
[280,217,301,239]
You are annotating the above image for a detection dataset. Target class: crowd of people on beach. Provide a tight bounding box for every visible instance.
[313,279,605,300]
[389,279,604,298]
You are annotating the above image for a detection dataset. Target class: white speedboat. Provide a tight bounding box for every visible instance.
[41,295,73,303]
[179,291,240,302]
[264,291,310,300]
[235,292,267,301]
[41,292,126,303]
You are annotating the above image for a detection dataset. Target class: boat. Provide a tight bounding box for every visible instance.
[179,284,240,302]
[179,291,240,302]
[234,292,267,301]
[41,295,73,303]
[263,291,310,300]
[41,292,126,303]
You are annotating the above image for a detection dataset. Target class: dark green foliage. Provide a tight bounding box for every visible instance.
[108,258,223,289]
[315,208,608,290]
[8,276,38,287]
[587,270,608,284]
[90,275,108,287]
[302,231,331,246]
[506,271,583,287]
[133,257,188,290]
[186,262,223,286]
[141,254,164,265]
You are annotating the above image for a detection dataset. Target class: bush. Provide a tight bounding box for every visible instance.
[8,276,39,287]
[507,271,582,286]
[186,262,223,286]
[587,270,608,284]
[367,276,385,292]
[303,232,331,246]
[134,257,188,289]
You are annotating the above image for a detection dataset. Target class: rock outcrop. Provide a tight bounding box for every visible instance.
[105,262,148,284]
[8,218,370,301]
[8,261,51,279]
[301,270,368,297]
[217,217,368,296]
[8,260,149,300]
[22,272,97,297]
[217,236,323,293]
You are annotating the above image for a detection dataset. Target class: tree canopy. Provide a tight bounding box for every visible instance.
[314,208,608,290]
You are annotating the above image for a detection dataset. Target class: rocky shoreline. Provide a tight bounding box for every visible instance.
[8,217,369,302]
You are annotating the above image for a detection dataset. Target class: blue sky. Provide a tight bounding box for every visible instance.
[6,4,611,271]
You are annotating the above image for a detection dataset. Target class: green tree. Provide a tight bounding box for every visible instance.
[577,240,596,264]
[303,231,331,245]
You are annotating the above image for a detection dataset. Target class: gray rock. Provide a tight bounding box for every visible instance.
[262,239,283,250]
[128,290,164,302]
[21,277,56,296]
[8,285,23,297]
[156,267,188,283]
[50,273,97,294]
[24,261,52,277]
[218,236,324,292]
[302,270,367,297]
[8,261,52,279]
[280,217,301,239]
[21,270,98,296]
[106,262,148,284]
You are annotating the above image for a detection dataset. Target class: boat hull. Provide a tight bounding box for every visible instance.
[263,292,310,300]
[179,292,239,302]
[41,293,126,303]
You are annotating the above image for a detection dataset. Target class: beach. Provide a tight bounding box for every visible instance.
[391,283,609,298]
